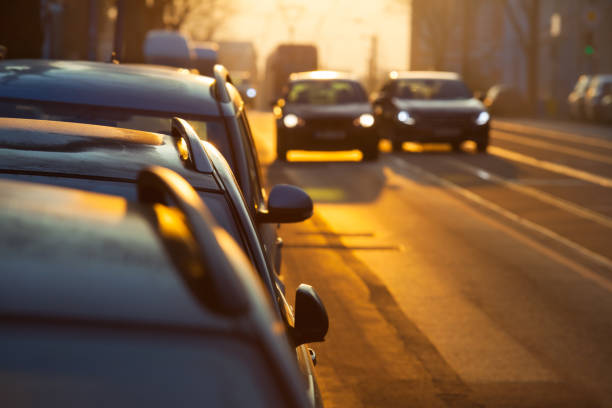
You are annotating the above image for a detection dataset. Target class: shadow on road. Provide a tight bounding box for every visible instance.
[266,158,387,204]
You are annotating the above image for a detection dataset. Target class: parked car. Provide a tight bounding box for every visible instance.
[483,84,528,117]
[0,117,327,407]
[568,75,593,120]
[0,59,289,276]
[0,172,315,407]
[274,70,379,161]
[584,74,612,122]
[143,29,195,69]
[373,71,490,152]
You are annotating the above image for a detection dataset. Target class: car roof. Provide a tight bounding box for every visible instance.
[0,177,222,327]
[0,60,221,116]
[289,70,356,82]
[390,71,462,80]
[0,117,218,190]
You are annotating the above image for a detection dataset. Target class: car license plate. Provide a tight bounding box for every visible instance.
[434,128,461,137]
[315,130,346,140]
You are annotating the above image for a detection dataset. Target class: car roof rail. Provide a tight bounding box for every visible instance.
[137,165,249,315]
[213,64,233,103]
[170,117,213,173]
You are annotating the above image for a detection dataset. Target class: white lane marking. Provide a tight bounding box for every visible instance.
[492,121,612,149]
[490,146,612,188]
[493,130,612,164]
[389,156,612,290]
[447,159,612,229]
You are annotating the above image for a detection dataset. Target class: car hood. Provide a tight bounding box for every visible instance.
[393,98,485,114]
[284,102,372,118]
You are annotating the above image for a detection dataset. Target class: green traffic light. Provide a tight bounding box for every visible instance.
[585,45,595,56]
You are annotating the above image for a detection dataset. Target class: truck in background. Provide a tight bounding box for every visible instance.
[264,44,318,106]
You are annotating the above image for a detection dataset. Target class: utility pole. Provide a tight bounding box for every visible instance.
[113,0,125,61]
[368,35,378,92]
[88,0,98,60]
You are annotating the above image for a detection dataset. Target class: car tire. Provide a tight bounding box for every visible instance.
[391,138,403,152]
[476,139,489,153]
[361,145,379,161]
[276,134,287,161]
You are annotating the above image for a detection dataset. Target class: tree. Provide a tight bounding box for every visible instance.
[164,0,236,41]
[500,0,540,114]
[410,0,459,70]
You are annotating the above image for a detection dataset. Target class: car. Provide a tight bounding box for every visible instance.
[0,59,289,276]
[0,171,318,407]
[568,75,593,120]
[483,84,528,117]
[373,71,490,153]
[584,74,612,122]
[273,70,379,161]
[0,117,327,407]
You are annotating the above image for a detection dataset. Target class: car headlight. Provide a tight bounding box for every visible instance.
[283,114,300,128]
[358,113,375,128]
[397,110,415,125]
[246,88,257,98]
[475,111,490,125]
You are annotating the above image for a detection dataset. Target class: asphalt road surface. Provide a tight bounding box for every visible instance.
[248,112,612,408]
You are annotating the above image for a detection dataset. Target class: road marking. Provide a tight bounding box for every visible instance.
[389,156,612,291]
[447,159,612,228]
[492,120,612,149]
[493,130,612,164]
[489,146,612,188]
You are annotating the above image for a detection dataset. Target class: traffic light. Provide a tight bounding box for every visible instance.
[583,31,595,56]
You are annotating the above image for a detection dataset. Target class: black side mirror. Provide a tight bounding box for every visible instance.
[291,284,328,347]
[256,184,313,224]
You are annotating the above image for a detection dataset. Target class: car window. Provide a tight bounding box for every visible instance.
[0,99,234,169]
[236,112,265,209]
[0,326,286,408]
[0,173,247,253]
[287,80,368,104]
[394,79,473,100]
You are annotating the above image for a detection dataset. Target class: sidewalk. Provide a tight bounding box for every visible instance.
[492,117,612,141]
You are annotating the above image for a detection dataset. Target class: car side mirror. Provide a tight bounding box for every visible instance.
[256,184,313,224]
[291,284,328,347]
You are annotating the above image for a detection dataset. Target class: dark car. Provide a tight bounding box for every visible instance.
[584,74,612,122]
[568,75,593,120]
[374,71,490,152]
[0,172,314,407]
[0,117,327,407]
[274,71,379,161]
[0,59,288,275]
[483,83,527,117]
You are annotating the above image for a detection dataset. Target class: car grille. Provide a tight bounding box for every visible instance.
[303,117,354,129]
[413,112,474,126]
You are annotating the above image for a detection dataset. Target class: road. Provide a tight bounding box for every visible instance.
[249,112,612,408]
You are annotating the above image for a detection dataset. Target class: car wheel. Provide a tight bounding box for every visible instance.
[276,136,287,161]
[361,144,379,161]
[476,139,489,153]
[391,138,403,152]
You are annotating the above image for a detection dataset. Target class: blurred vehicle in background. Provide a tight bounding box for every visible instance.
[483,84,528,117]
[274,71,379,161]
[0,171,314,408]
[373,71,490,153]
[232,71,258,107]
[143,29,194,69]
[584,74,612,122]
[218,40,258,82]
[0,60,296,277]
[192,41,219,76]
[0,117,327,407]
[568,75,593,120]
[265,44,318,106]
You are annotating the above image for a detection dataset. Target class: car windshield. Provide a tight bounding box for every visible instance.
[286,80,367,104]
[394,79,473,100]
[0,99,233,168]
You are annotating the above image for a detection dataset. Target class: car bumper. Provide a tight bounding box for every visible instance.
[277,122,378,151]
[391,121,489,143]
